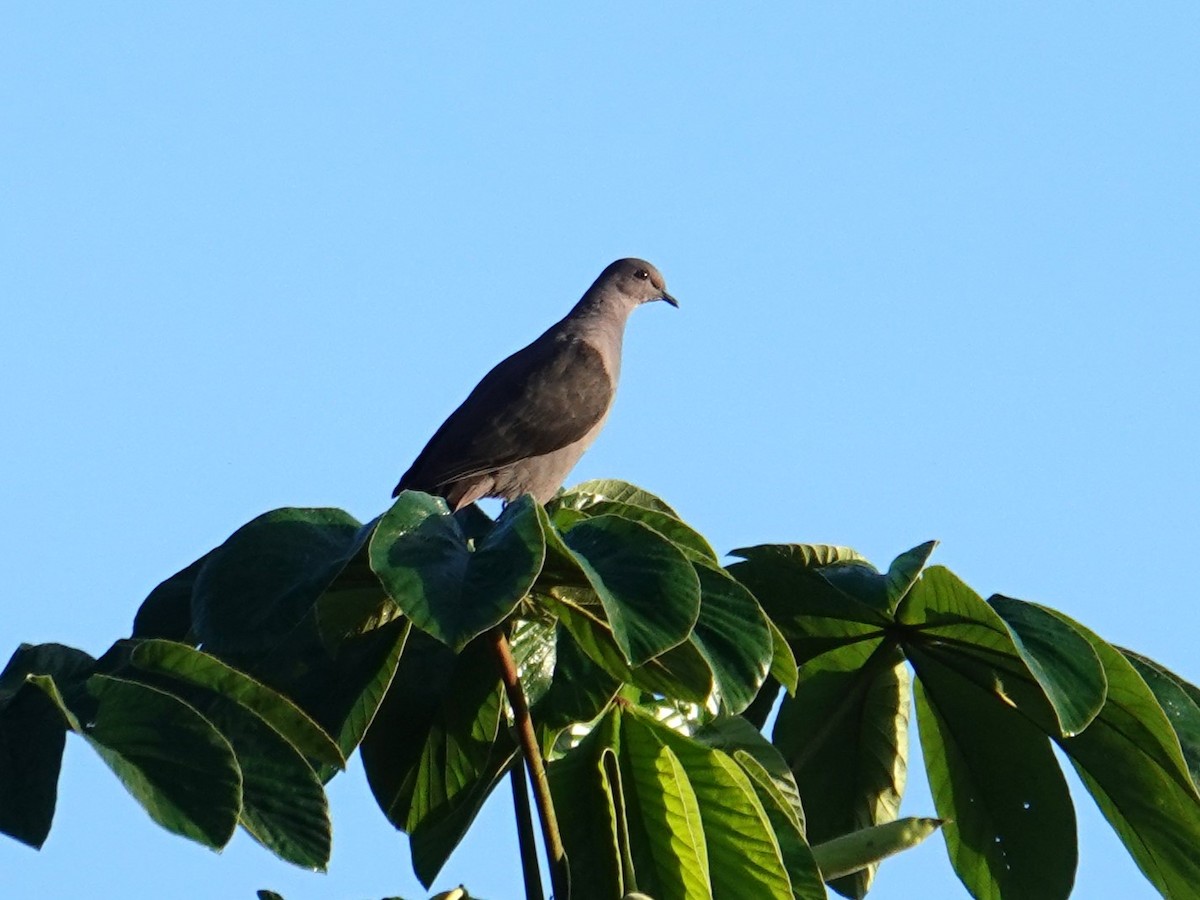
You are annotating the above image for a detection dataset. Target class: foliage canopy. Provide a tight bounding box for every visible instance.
[3,480,1199,899]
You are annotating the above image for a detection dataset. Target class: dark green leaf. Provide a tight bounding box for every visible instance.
[1121,649,1200,790]
[989,595,1106,736]
[0,683,67,848]
[559,515,700,666]
[193,688,330,869]
[32,673,242,850]
[0,643,96,700]
[129,639,344,769]
[897,569,1101,743]
[815,541,934,617]
[246,619,410,776]
[1051,620,1200,897]
[531,625,622,748]
[192,507,366,653]
[578,499,717,562]
[369,493,544,651]
[772,639,908,899]
[361,631,514,887]
[132,554,209,642]
[911,647,1076,900]
[727,545,889,667]
[543,591,712,704]
[690,563,772,714]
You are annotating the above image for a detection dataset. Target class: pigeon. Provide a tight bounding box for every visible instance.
[393,257,677,510]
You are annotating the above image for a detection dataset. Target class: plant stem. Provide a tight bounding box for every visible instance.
[510,763,545,900]
[490,627,569,900]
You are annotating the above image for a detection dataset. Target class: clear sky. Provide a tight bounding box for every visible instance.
[3,5,1197,899]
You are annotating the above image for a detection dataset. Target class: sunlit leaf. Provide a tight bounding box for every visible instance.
[370,493,545,652]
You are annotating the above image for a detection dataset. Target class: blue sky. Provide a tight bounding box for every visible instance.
[3,5,1197,898]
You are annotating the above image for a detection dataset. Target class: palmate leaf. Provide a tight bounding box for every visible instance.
[554,479,682,517]
[897,571,1087,900]
[191,507,370,653]
[1120,649,1200,790]
[896,569,1107,743]
[773,641,909,899]
[31,672,242,851]
[551,513,701,667]
[1043,617,1200,898]
[127,639,344,770]
[0,643,95,848]
[551,705,808,900]
[361,630,515,887]
[370,493,545,652]
[727,544,888,667]
[910,649,1076,900]
[105,640,336,869]
[988,595,1105,736]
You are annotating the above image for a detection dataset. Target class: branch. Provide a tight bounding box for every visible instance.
[490,627,569,899]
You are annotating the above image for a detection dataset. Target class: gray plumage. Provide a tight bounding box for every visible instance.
[393,257,677,510]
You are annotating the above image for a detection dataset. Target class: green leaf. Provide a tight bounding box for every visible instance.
[902,584,1200,898]
[690,563,773,714]
[133,554,209,642]
[897,569,1104,743]
[192,507,366,653]
[128,639,344,770]
[577,499,717,562]
[0,683,68,848]
[772,640,908,899]
[508,618,559,710]
[370,492,545,651]
[0,643,96,701]
[542,591,712,704]
[727,545,889,668]
[988,595,1106,736]
[246,619,410,775]
[628,709,794,900]
[815,541,936,616]
[554,479,682,517]
[621,715,712,900]
[548,709,626,899]
[1120,649,1200,790]
[531,625,622,750]
[768,617,799,695]
[361,631,514,887]
[32,673,242,850]
[558,515,701,666]
[190,687,330,869]
[810,817,941,881]
[910,648,1076,900]
[695,716,806,836]
[1049,620,1200,897]
[312,514,398,645]
[734,751,826,900]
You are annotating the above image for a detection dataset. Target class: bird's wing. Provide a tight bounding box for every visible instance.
[394,334,613,496]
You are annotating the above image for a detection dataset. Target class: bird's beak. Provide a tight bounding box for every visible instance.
[660,291,679,308]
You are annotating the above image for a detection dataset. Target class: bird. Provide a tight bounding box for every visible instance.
[393,257,677,510]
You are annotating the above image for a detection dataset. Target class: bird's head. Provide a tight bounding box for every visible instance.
[596,258,678,309]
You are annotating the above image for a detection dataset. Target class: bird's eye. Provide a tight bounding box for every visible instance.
[635,269,649,279]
